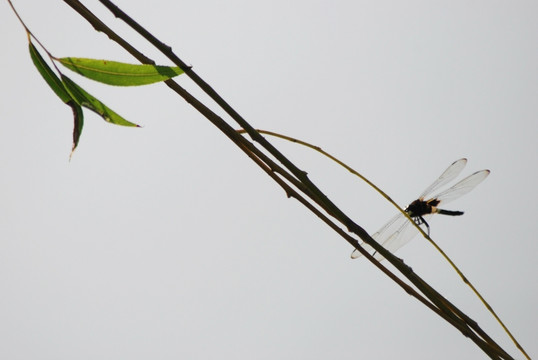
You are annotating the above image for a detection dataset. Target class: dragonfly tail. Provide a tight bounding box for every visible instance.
[437,209,464,216]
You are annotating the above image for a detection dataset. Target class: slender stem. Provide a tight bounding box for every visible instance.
[243,129,526,360]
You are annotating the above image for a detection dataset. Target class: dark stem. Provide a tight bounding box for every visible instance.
[55,1,515,358]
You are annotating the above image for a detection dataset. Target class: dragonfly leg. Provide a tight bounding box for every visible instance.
[414,215,431,236]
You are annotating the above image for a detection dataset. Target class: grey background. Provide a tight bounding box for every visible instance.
[1,1,536,359]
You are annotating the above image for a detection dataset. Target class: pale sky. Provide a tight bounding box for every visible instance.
[1,1,536,359]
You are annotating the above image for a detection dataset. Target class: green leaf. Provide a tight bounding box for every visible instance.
[61,75,140,127]
[59,57,184,86]
[29,42,85,153]
[67,100,84,154]
[29,42,72,103]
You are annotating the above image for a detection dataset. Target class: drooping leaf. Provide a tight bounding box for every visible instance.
[61,75,140,127]
[29,42,85,153]
[59,57,184,86]
[29,42,72,103]
[67,100,84,155]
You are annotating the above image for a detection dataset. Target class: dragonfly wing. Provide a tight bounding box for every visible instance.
[418,158,467,200]
[372,214,431,261]
[434,169,490,205]
[351,212,405,259]
[351,212,427,261]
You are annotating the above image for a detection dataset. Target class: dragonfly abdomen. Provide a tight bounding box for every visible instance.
[436,209,464,216]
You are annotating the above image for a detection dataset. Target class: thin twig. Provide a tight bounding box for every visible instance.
[241,129,525,360]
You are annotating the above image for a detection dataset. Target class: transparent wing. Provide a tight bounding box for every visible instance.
[351,213,404,259]
[434,169,490,205]
[351,212,429,261]
[418,158,467,200]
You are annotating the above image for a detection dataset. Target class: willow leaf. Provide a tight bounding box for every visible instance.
[67,100,84,154]
[29,42,85,153]
[29,42,72,103]
[61,75,140,127]
[59,57,184,86]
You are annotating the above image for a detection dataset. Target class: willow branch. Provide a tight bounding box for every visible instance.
[54,1,516,358]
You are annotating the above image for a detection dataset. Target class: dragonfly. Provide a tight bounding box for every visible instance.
[351,158,490,261]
